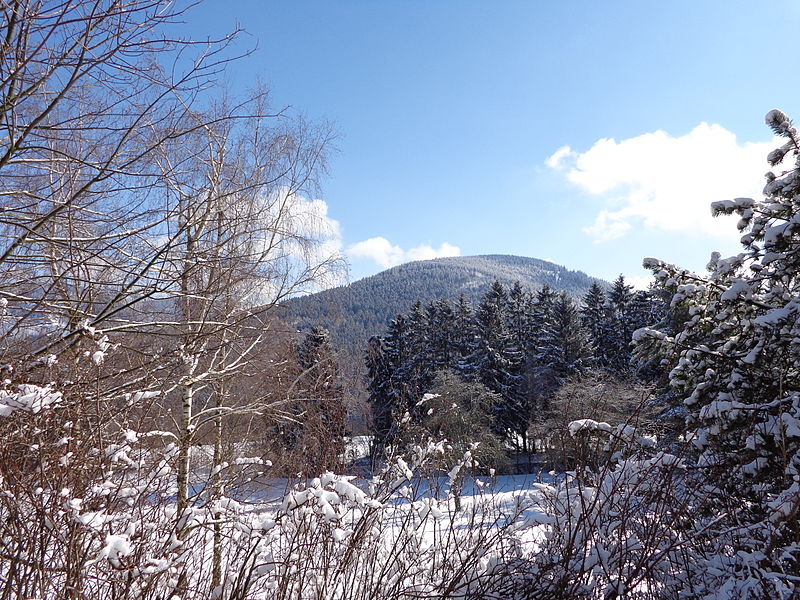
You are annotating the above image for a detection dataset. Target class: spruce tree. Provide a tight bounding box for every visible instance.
[287,326,346,474]
[628,287,668,333]
[405,300,433,408]
[366,305,433,447]
[526,285,561,424]
[529,284,557,358]
[425,299,456,371]
[623,287,669,381]
[508,281,533,350]
[537,292,593,382]
[379,313,412,442]
[580,282,611,368]
[607,275,635,372]
[366,335,393,448]
[472,281,526,442]
[507,281,535,450]
[454,294,480,380]
[297,325,334,371]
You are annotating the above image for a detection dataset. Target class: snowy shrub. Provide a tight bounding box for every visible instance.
[0,395,531,600]
[537,373,656,471]
[244,447,527,600]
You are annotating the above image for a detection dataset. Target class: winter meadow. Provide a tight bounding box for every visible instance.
[1,2,799,599]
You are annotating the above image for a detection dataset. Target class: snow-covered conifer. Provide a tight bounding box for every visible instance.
[286,326,346,473]
[606,275,636,372]
[425,298,457,371]
[580,282,611,368]
[636,109,800,594]
[537,292,593,382]
[454,294,480,380]
[471,281,526,441]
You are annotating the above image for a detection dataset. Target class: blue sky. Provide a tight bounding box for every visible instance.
[178,0,800,287]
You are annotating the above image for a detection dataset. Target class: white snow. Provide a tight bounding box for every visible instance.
[0,384,62,417]
[95,534,132,568]
[568,419,613,437]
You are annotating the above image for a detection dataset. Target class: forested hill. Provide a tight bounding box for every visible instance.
[281,254,607,351]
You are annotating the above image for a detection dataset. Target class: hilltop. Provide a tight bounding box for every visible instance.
[281,254,607,351]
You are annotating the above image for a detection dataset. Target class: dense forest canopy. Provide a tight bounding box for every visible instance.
[364,277,665,458]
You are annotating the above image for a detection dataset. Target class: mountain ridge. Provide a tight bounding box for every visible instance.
[281,254,608,353]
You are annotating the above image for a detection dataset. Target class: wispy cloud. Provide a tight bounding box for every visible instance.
[347,237,461,269]
[546,123,778,242]
[252,193,346,297]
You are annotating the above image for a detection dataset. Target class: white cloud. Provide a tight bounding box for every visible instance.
[625,274,654,291]
[272,194,343,265]
[347,237,461,269]
[406,241,461,263]
[250,191,346,297]
[545,145,575,170]
[289,197,343,242]
[546,123,778,242]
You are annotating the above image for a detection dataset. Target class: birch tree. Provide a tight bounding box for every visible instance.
[0,2,343,595]
[157,95,342,528]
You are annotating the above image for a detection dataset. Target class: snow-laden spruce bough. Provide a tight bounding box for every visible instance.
[2,109,800,598]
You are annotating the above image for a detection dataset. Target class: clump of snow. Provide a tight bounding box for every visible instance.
[568,419,613,437]
[0,384,62,417]
[632,327,666,342]
[765,109,793,134]
[334,478,368,505]
[124,390,160,405]
[95,534,132,568]
[711,197,755,217]
[646,452,685,469]
[89,334,113,366]
[235,456,269,466]
[416,393,440,406]
[79,320,97,336]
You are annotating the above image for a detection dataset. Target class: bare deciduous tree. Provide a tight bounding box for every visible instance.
[0,2,344,596]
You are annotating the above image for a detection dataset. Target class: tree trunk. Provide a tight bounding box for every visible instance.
[177,381,193,525]
[211,391,224,592]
